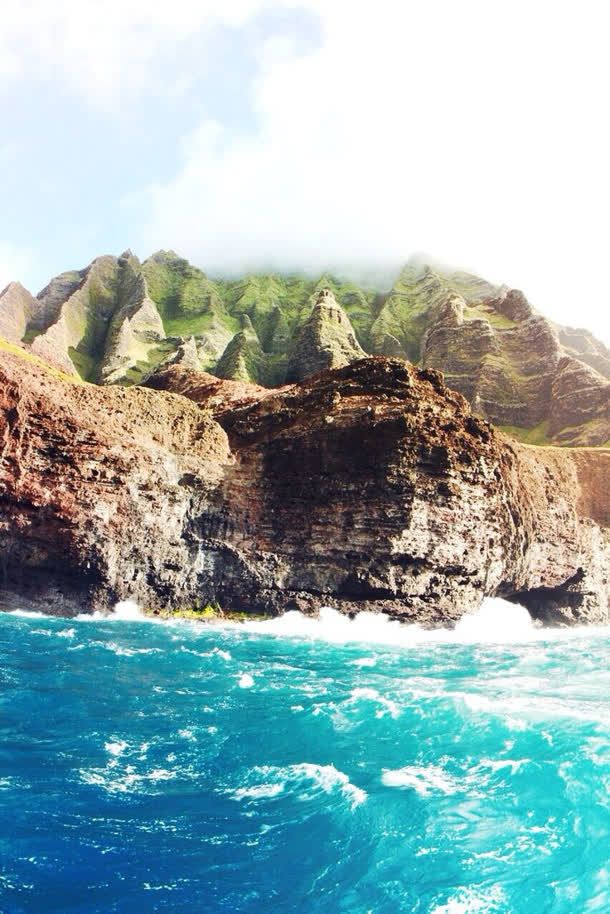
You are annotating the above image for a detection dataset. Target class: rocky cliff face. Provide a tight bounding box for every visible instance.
[1,252,170,384]
[0,282,46,343]
[1,346,608,625]
[557,325,610,378]
[371,264,609,446]
[2,252,608,447]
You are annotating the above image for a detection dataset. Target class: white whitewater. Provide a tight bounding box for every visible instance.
[232,597,609,646]
[12,595,605,646]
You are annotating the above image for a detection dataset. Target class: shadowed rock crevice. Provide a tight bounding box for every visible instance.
[503,568,594,625]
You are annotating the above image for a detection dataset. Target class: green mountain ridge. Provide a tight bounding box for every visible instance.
[0,249,608,447]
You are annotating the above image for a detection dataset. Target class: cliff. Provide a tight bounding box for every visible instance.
[1,345,608,625]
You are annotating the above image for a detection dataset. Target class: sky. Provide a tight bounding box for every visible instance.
[0,0,608,342]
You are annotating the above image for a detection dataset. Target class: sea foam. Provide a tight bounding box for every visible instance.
[228,597,610,646]
[229,598,539,646]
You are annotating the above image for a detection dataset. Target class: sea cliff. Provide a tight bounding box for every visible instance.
[1,344,607,625]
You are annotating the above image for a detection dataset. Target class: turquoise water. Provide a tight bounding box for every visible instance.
[1,604,610,913]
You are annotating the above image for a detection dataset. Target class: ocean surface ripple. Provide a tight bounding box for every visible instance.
[1,600,610,913]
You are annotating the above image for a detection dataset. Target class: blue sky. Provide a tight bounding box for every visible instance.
[1,1,609,342]
[0,4,320,288]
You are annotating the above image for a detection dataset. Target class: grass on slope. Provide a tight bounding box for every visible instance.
[0,337,85,385]
[463,306,517,329]
[68,347,97,382]
[497,420,552,445]
[163,311,241,339]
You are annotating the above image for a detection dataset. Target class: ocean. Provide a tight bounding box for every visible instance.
[1,600,609,913]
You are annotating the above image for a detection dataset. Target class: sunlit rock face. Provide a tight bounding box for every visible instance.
[372,265,609,446]
[285,288,366,382]
[1,345,608,625]
[0,282,44,344]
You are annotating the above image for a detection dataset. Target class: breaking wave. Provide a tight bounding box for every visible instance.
[231,597,608,645]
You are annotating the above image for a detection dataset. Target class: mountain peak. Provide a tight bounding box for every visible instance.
[286,290,365,383]
[315,287,339,307]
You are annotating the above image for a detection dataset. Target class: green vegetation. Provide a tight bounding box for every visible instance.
[463,305,516,329]
[143,250,232,323]
[216,324,268,384]
[497,420,552,445]
[163,311,240,339]
[549,419,610,448]
[63,258,119,364]
[148,602,272,623]
[68,347,96,382]
[11,250,607,449]
[11,252,385,386]
[0,337,85,385]
[369,264,442,361]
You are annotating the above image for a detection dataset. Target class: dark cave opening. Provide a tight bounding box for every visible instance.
[501,568,589,626]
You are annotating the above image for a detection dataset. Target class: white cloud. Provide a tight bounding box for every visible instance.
[0,0,282,106]
[136,0,610,342]
[2,1,609,341]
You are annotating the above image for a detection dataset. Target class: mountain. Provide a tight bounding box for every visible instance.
[286,288,365,382]
[1,251,608,446]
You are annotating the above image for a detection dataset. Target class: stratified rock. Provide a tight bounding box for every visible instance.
[557,325,610,378]
[146,362,272,412]
[286,289,365,382]
[3,250,608,447]
[550,356,610,445]
[35,269,84,316]
[1,347,608,625]
[373,261,609,446]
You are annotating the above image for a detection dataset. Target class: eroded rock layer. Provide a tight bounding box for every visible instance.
[1,348,608,625]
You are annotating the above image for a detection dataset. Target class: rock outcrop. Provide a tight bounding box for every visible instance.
[30,253,170,384]
[557,325,610,378]
[0,282,46,343]
[377,264,610,446]
[286,289,366,382]
[216,316,268,384]
[1,346,608,625]
[98,253,166,385]
[30,255,121,377]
